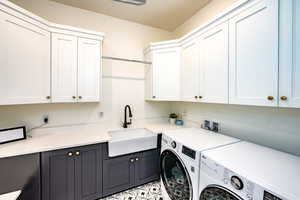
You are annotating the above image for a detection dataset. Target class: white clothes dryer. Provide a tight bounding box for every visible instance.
[160,128,240,200]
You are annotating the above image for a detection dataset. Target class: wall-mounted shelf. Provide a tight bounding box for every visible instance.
[102,56,152,65]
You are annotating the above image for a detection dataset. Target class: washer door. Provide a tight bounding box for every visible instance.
[200,185,242,200]
[160,150,192,200]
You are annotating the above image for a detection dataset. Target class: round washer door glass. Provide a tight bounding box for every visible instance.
[200,186,242,200]
[161,150,192,200]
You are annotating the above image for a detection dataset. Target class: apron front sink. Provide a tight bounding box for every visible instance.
[108,128,157,157]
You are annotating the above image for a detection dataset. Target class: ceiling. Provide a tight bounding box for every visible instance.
[50,0,211,31]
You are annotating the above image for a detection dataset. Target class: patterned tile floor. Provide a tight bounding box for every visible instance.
[99,182,163,200]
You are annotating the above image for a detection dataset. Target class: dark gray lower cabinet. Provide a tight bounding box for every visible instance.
[135,149,160,186]
[102,148,160,197]
[75,145,102,200]
[42,144,102,200]
[102,154,136,196]
[0,153,40,200]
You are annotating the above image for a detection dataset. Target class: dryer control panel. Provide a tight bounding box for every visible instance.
[264,191,282,200]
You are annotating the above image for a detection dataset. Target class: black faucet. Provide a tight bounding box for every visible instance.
[123,105,132,128]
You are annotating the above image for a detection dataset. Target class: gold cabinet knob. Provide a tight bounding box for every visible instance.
[46,96,51,100]
[135,157,139,161]
[130,158,135,163]
[68,152,73,157]
[198,96,203,99]
[78,96,82,99]
[267,96,274,101]
[194,96,198,99]
[72,96,76,99]
[280,96,287,101]
[152,96,156,99]
[75,151,80,156]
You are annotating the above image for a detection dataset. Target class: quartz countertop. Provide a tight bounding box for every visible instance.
[0,120,186,158]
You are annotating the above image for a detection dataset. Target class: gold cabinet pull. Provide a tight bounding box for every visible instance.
[68,152,73,157]
[135,157,139,161]
[152,96,156,99]
[46,96,51,100]
[198,96,203,99]
[280,96,287,101]
[267,96,274,101]
[75,151,80,156]
[78,96,82,99]
[194,96,198,99]
[130,158,135,163]
[72,96,76,99]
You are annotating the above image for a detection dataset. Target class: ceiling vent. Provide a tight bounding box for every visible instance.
[113,0,146,5]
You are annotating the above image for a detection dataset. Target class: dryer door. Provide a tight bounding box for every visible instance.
[161,150,192,200]
[200,185,242,200]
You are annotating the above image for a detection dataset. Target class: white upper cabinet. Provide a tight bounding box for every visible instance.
[181,39,200,102]
[78,38,101,102]
[52,34,102,103]
[0,11,50,105]
[199,21,229,104]
[51,33,78,103]
[145,43,181,101]
[152,48,181,101]
[228,0,278,107]
[279,0,300,108]
[0,1,104,105]
[144,52,153,100]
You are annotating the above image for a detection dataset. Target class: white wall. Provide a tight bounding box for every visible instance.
[0,0,173,130]
[171,103,300,156]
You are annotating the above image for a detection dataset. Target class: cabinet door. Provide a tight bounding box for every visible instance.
[145,52,154,100]
[229,0,278,106]
[0,11,50,105]
[153,48,181,101]
[199,21,229,104]
[181,39,200,102]
[279,0,300,108]
[103,154,136,197]
[52,33,78,103]
[135,149,160,186]
[75,144,102,200]
[78,38,101,102]
[42,148,76,200]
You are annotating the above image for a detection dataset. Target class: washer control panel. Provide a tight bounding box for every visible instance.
[201,155,256,200]
[171,141,177,149]
[182,145,196,160]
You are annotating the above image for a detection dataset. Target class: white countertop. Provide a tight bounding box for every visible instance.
[0,120,185,158]
[163,128,240,152]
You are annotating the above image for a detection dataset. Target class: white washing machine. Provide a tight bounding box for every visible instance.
[160,128,241,200]
[199,141,300,200]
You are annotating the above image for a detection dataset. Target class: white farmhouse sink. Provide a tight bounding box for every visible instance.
[108,128,157,157]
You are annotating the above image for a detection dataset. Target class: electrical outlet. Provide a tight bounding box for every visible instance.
[98,112,104,118]
[212,122,219,133]
[182,109,187,117]
[201,120,211,130]
[43,115,49,124]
